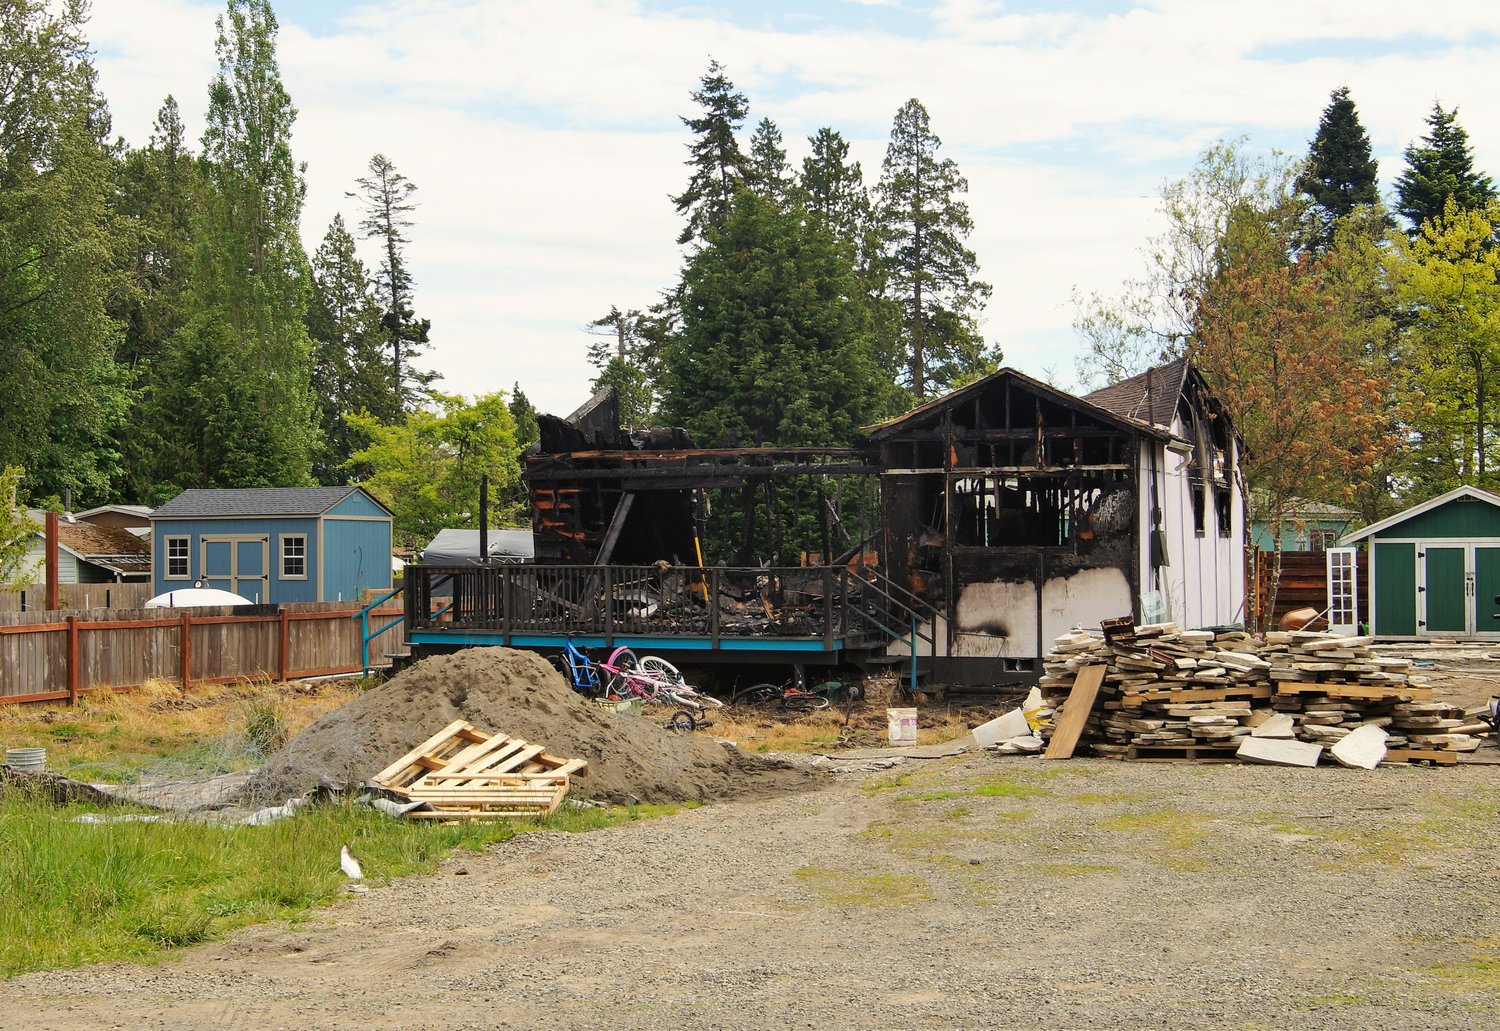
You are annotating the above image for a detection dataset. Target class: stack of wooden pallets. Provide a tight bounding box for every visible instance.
[371,719,589,819]
[1039,624,1486,765]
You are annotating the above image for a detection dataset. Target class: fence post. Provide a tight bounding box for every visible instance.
[278,608,290,682]
[709,568,720,648]
[179,610,192,689]
[66,614,79,705]
[823,566,834,650]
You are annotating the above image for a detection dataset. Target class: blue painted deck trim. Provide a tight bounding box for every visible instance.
[408,631,843,653]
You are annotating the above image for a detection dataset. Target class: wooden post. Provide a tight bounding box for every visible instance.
[45,511,59,610]
[66,614,79,705]
[179,610,192,689]
[278,607,290,682]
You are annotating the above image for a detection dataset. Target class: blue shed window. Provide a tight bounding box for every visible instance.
[281,535,307,579]
[165,536,190,579]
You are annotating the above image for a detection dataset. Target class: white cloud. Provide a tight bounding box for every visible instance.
[86,1,1500,417]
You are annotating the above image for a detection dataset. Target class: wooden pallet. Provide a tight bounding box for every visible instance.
[371,719,589,819]
[1381,748,1460,766]
[1124,743,1242,763]
[1120,684,1271,706]
[1275,682,1432,702]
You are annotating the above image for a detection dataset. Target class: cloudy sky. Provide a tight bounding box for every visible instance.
[87,0,1500,415]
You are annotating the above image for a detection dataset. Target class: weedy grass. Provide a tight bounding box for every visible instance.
[0,787,689,977]
[1427,938,1500,994]
[793,865,933,906]
[1099,807,1217,872]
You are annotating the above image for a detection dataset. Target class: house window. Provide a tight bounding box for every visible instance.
[1309,528,1339,552]
[1215,485,1232,538]
[165,536,190,579]
[281,535,307,579]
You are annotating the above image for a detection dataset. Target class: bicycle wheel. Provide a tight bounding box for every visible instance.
[607,646,640,673]
[638,655,683,684]
[732,683,781,707]
[664,709,697,732]
[782,691,831,712]
[664,685,724,709]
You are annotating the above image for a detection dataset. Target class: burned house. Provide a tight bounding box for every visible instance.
[400,363,1244,684]
[867,362,1244,679]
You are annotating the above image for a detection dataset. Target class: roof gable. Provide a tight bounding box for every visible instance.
[152,487,377,519]
[1340,485,1500,544]
[862,367,1172,442]
[1083,358,1190,429]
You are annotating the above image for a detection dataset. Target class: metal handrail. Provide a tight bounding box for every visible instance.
[352,586,407,675]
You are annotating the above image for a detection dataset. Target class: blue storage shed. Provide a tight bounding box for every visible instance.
[150,487,393,603]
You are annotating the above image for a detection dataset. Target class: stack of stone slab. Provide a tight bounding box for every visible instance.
[1038,623,1483,765]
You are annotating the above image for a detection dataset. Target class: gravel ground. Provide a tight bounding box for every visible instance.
[7,750,1500,1030]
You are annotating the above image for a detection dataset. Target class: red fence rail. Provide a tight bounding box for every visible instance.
[0,601,403,706]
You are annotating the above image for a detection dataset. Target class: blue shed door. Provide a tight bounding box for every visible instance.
[200,535,269,602]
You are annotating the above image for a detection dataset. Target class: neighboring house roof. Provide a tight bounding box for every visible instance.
[151,487,390,519]
[75,504,153,520]
[1082,358,1190,429]
[1340,485,1500,544]
[861,367,1174,442]
[29,518,153,577]
[1249,492,1359,522]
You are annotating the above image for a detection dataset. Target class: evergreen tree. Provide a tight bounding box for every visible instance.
[111,95,204,500]
[0,0,126,505]
[351,152,435,410]
[875,99,993,399]
[1395,103,1496,234]
[586,303,670,425]
[746,117,792,203]
[1296,86,1381,251]
[662,190,881,449]
[307,214,395,483]
[155,0,315,488]
[670,59,748,246]
[797,127,870,244]
[508,383,538,447]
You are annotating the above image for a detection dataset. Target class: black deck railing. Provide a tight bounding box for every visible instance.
[404,563,903,645]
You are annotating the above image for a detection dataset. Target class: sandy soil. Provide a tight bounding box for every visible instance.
[9,745,1500,1030]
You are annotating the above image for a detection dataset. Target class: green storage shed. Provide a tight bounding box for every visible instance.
[1340,485,1500,639]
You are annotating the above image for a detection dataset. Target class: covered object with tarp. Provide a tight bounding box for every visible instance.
[420,528,534,565]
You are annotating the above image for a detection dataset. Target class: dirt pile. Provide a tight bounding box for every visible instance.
[246,648,816,805]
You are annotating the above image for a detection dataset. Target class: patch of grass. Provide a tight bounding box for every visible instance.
[944,806,973,820]
[1069,791,1153,805]
[970,778,1045,799]
[1099,807,1215,871]
[1428,946,1500,993]
[793,866,933,906]
[0,790,685,977]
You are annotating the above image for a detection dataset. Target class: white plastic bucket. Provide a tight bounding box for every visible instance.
[6,747,46,772]
[887,707,918,746]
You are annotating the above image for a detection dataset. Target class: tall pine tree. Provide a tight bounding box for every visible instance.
[671,59,748,246]
[746,117,792,203]
[875,99,993,399]
[1395,102,1496,234]
[352,152,434,411]
[1296,86,1381,252]
[155,0,315,488]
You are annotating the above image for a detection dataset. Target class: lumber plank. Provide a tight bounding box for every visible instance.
[371,719,475,785]
[1043,664,1106,760]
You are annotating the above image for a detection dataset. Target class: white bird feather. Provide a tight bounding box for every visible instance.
[339,844,364,880]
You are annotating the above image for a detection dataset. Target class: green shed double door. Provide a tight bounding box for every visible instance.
[1378,541,1500,636]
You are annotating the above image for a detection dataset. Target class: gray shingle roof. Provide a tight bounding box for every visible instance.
[1083,358,1190,429]
[152,487,368,519]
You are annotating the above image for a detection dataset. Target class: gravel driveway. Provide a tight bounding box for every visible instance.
[9,753,1500,1030]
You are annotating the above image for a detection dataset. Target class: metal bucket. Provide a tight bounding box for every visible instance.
[5,747,46,772]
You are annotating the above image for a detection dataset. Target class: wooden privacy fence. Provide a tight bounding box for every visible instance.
[0,582,154,614]
[0,600,404,706]
[1247,550,1369,630]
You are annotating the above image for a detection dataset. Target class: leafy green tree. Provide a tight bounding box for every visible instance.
[351,152,435,410]
[508,383,539,448]
[1395,103,1496,235]
[348,392,522,548]
[875,98,993,398]
[1386,199,1500,493]
[155,0,316,489]
[796,128,870,245]
[586,303,673,425]
[746,117,792,203]
[662,190,881,448]
[1296,86,1382,252]
[0,0,126,505]
[0,466,41,589]
[307,214,395,483]
[1072,140,1302,389]
[671,59,748,246]
[110,95,204,501]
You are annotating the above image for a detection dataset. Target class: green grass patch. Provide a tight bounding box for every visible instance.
[1428,947,1500,993]
[1099,807,1215,871]
[0,789,685,977]
[793,866,933,906]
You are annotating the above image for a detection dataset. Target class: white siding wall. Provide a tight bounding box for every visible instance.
[1137,437,1245,629]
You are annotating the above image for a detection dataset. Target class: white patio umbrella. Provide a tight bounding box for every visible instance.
[144,587,255,608]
